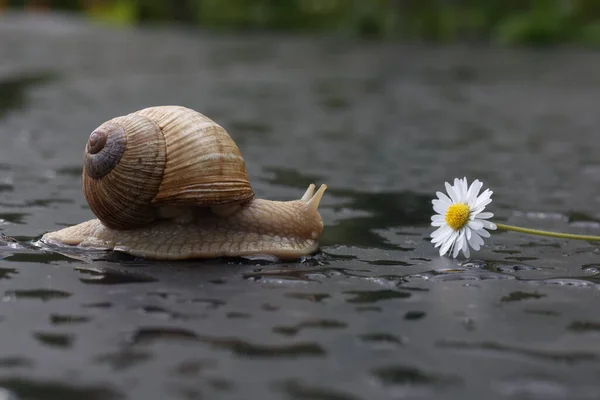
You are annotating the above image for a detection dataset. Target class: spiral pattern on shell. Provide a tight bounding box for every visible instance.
[84,123,125,179]
[81,106,254,230]
[83,114,166,229]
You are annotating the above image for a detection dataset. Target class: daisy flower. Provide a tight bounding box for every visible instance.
[430,177,497,258]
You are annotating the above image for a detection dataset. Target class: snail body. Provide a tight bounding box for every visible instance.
[43,106,326,260]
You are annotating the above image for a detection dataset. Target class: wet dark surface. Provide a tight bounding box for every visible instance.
[1,11,600,400]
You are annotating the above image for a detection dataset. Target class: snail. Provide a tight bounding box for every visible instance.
[42,106,327,260]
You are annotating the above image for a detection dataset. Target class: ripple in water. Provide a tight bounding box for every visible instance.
[75,267,157,285]
[372,365,460,392]
[402,268,516,283]
[285,292,331,302]
[0,377,123,400]
[493,374,569,398]
[129,327,326,358]
[32,332,74,349]
[437,340,599,363]
[359,333,404,348]
[0,357,34,369]
[273,319,347,337]
[3,252,76,264]
[567,321,600,332]
[529,278,600,288]
[50,315,92,326]
[344,290,411,303]
[137,305,194,321]
[4,289,71,302]
[0,267,18,280]
[404,311,426,320]
[244,266,366,283]
[94,350,153,371]
[275,379,362,400]
[500,291,546,302]
[171,359,217,377]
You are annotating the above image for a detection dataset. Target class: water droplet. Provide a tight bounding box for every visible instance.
[581,264,600,275]
[404,269,514,282]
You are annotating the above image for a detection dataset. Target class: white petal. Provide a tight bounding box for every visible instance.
[452,243,460,258]
[459,177,469,201]
[477,212,494,219]
[431,224,451,238]
[435,192,452,207]
[431,227,443,239]
[466,180,483,204]
[468,220,484,230]
[454,178,465,200]
[453,230,466,258]
[432,228,454,247]
[432,200,450,216]
[473,190,493,209]
[462,237,470,258]
[436,225,455,242]
[481,220,497,230]
[468,231,484,250]
[431,214,445,222]
[477,228,491,238]
[470,203,491,215]
[445,182,459,204]
[440,230,458,256]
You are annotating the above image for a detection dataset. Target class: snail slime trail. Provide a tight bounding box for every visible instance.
[42,106,327,260]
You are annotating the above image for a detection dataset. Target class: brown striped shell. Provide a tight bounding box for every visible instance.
[82,106,254,229]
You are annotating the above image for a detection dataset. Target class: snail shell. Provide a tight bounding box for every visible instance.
[43,105,327,260]
[82,106,254,229]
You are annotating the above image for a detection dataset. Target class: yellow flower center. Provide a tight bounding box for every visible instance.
[445,203,470,231]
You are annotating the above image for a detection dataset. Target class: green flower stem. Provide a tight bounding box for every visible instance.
[495,223,600,241]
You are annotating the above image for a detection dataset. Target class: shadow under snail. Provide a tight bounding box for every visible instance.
[42,106,327,260]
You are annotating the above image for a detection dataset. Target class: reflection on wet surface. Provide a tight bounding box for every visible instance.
[1,11,600,400]
[0,72,57,119]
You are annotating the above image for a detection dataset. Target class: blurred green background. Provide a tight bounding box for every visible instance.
[3,0,600,46]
